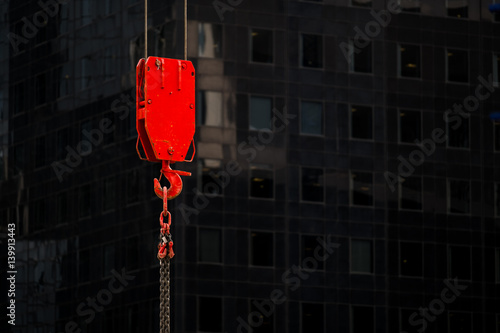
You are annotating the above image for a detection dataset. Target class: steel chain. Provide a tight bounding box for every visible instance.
[159,257,171,333]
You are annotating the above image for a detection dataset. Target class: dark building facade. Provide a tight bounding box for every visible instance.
[1,0,500,332]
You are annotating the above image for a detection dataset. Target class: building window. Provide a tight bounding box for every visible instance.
[250,300,274,332]
[448,312,472,332]
[350,41,372,73]
[102,177,115,211]
[351,171,373,206]
[447,0,468,18]
[301,167,324,202]
[447,117,469,148]
[447,49,469,83]
[200,159,224,195]
[399,44,421,78]
[251,232,273,266]
[351,239,373,273]
[126,170,139,204]
[400,176,422,210]
[351,105,373,140]
[35,136,46,168]
[250,96,272,130]
[449,246,471,280]
[351,306,374,333]
[399,110,421,143]
[197,90,223,127]
[399,0,421,12]
[351,0,372,7]
[56,192,68,224]
[78,184,91,218]
[400,242,422,276]
[300,101,323,135]
[495,249,500,283]
[198,297,222,332]
[250,163,274,198]
[301,303,324,333]
[199,228,222,263]
[102,244,115,275]
[302,235,324,270]
[301,34,323,68]
[198,23,222,58]
[494,54,500,87]
[448,179,470,214]
[35,73,47,106]
[251,29,273,63]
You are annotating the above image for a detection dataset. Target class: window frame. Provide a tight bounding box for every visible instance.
[399,241,423,277]
[350,104,374,141]
[350,238,374,274]
[398,176,423,211]
[300,99,324,136]
[446,48,469,84]
[250,231,275,267]
[398,43,421,79]
[349,39,373,74]
[249,163,275,199]
[250,28,274,64]
[398,109,422,144]
[447,178,471,215]
[300,166,325,203]
[350,170,374,207]
[249,95,274,131]
[299,33,324,69]
[198,227,223,264]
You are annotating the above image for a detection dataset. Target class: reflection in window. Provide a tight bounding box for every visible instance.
[198,297,222,332]
[399,44,420,78]
[351,105,373,139]
[351,0,372,7]
[249,96,272,130]
[196,91,223,126]
[301,34,323,68]
[400,242,422,276]
[250,164,274,198]
[301,303,323,333]
[198,23,222,58]
[200,159,223,195]
[351,239,372,273]
[399,110,421,143]
[251,231,273,266]
[251,29,273,63]
[449,246,471,280]
[448,179,470,214]
[400,176,422,210]
[302,235,324,270]
[301,167,324,202]
[447,49,469,83]
[351,306,374,333]
[300,101,323,135]
[447,117,469,148]
[448,312,472,332]
[350,41,372,73]
[399,0,421,12]
[351,171,373,206]
[199,228,222,263]
[447,0,468,18]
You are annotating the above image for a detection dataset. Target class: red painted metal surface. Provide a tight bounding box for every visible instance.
[136,57,196,163]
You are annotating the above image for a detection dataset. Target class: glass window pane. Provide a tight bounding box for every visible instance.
[400,176,422,210]
[250,96,272,130]
[447,117,469,148]
[400,44,420,78]
[301,303,323,333]
[448,179,470,214]
[198,23,222,58]
[250,163,274,198]
[197,91,223,126]
[251,29,273,63]
[251,299,274,332]
[449,246,471,280]
[351,171,373,206]
[301,34,323,68]
[301,167,324,202]
[302,235,324,270]
[199,228,222,263]
[400,242,422,276]
[351,306,374,333]
[198,297,222,332]
[351,105,373,139]
[301,101,323,135]
[351,239,372,273]
[251,232,273,266]
[351,41,372,73]
[447,0,468,18]
[352,0,372,7]
[447,49,469,82]
[399,110,421,143]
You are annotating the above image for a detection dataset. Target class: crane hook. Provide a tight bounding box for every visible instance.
[154,161,191,200]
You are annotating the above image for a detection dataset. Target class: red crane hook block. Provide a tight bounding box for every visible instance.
[136,57,196,199]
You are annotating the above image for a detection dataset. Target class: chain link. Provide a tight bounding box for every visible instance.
[159,257,171,333]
